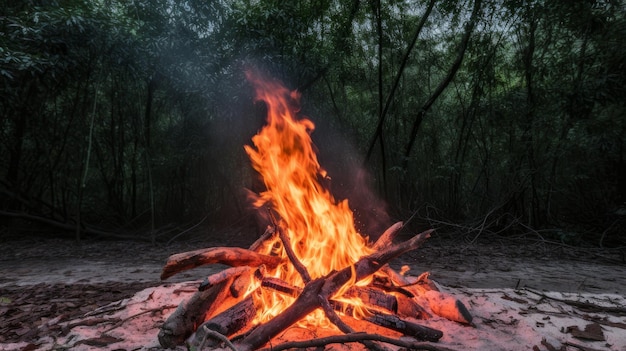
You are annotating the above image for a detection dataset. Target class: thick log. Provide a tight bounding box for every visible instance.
[396,293,431,319]
[199,266,252,291]
[160,247,282,280]
[158,277,235,348]
[234,229,432,351]
[364,312,443,342]
[344,286,397,314]
[187,293,258,349]
[159,267,260,348]
[423,290,472,324]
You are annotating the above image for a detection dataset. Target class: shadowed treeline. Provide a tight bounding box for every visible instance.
[1,0,624,246]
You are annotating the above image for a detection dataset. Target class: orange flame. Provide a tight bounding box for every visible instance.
[243,71,374,326]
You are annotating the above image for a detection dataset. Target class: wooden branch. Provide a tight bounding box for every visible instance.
[275,223,312,283]
[234,229,432,351]
[372,221,403,251]
[364,312,442,341]
[256,332,458,351]
[161,247,282,280]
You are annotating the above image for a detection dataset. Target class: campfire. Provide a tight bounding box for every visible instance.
[157,71,472,351]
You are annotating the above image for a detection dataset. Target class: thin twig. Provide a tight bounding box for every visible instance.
[166,215,208,246]
[103,305,178,333]
[523,288,626,315]
[256,332,457,351]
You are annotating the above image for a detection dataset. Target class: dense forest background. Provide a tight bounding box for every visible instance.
[1,0,624,247]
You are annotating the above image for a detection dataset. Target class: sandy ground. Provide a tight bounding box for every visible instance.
[1,234,624,294]
[1,233,625,351]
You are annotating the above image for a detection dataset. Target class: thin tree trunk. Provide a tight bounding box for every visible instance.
[371,0,387,197]
[402,0,483,171]
[76,82,99,241]
[521,8,539,227]
[365,0,437,163]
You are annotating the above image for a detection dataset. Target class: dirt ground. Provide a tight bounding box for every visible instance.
[1,230,625,348]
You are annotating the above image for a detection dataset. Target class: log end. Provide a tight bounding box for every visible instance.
[424,290,473,324]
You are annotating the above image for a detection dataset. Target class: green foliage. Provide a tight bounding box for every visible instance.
[0,0,623,246]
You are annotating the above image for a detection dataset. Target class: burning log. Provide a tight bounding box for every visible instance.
[344,286,398,314]
[187,293,258,349]
[159,265,261,347]
[158,277,234,348]
[396,293,431,319]
[261,277,398,314]
[160,247,281,280]
[199,266,255,291]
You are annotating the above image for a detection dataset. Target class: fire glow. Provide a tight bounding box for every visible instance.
[158,72,465,351]
[243,71,374,326]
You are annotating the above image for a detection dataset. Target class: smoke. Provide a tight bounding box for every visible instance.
[308,110,392,241]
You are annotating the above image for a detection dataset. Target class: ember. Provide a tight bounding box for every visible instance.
[157,72,472,351]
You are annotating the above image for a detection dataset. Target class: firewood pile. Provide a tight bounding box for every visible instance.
[155,72,472,351]
[157,222,472,351]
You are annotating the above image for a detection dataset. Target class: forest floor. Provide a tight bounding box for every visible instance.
[1,229,625,351]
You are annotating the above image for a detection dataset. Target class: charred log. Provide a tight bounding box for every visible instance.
[158,277,235,348]
[188,293,257,349]
[365,312,443,342]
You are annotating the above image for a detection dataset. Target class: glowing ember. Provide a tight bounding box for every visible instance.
[243,71,374,326]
